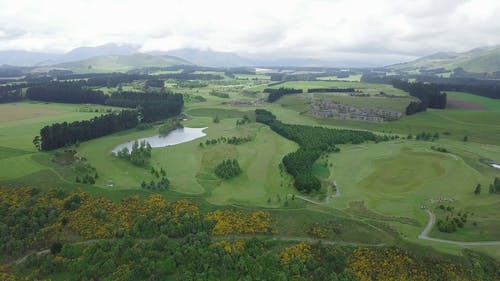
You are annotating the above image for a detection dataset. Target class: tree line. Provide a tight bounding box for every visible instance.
[25,81,185,121]
[256,109,378,193]
[489,177,500,194]
[51,73,149,87]
[200,136,253,147]
[409,75,500,99]
[105,91,184,122]
[362,72,500,101]
[307,88,355,93]
[0,88,23,103]
[38,110,138,150]
[391,81,447,115]
[26,81,107,104]
[264,87,303,102]
[156,72,224,80]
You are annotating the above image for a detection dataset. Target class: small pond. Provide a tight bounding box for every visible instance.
[112,127,207,154]
[492,163,500,170]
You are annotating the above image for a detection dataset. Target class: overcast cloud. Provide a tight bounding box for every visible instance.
[1,0,500,63]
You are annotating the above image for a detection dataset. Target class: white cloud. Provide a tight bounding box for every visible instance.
[0,0,499,63]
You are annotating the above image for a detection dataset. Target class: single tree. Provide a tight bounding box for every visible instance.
[474,184,481,195]
[50,242,63,254]
[32,135,41,151]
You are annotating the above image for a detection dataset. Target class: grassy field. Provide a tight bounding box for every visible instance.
[54,54,190,73]
[73,113,299,207]
[328,140,500,243]
[1,79,500,260]
[0,102,117,181]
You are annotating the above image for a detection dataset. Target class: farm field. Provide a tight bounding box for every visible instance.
[446,91,500,111]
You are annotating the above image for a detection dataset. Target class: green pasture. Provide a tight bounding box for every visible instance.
[0,102,116,181]
[253,80,408,96]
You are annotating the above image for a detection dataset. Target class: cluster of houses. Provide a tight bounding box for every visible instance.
[310,100,402,122]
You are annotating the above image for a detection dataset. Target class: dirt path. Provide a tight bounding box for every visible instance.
[292,194,325,205]
[7,235,384,266]
[8,239,103,266]
[289,180,340,205]
[418,209,500,246]
[332,180,341,197]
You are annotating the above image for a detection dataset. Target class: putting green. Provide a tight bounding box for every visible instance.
[360,150,446,193]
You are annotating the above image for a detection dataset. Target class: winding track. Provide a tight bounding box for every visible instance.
[7,235,385,266]
[418,209,500,246]
[286,193,500,248]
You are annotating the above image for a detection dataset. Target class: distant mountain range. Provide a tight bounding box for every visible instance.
[387,46,500,73]
[0,44,354,69]
[2,43,500,73]
[157,49,365,68]
[0,43,141,67]
[154,48,253,67]
[0,43,395,70]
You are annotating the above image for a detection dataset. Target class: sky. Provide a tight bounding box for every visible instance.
[1,0,500,64]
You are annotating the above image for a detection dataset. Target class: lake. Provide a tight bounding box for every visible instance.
[112,127,207,154]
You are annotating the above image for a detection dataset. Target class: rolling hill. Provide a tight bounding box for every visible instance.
[0,43,140,67]
[49,53,192,73]
[388,46,500,73]
[156,48,253,67]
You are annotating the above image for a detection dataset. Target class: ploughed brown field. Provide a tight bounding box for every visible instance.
[446,96,486,110]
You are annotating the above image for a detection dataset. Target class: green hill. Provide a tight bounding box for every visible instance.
[388,46,500,73]
[52,53,191,73]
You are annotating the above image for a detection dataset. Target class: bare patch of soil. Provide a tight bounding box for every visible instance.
[446,97,486,110]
